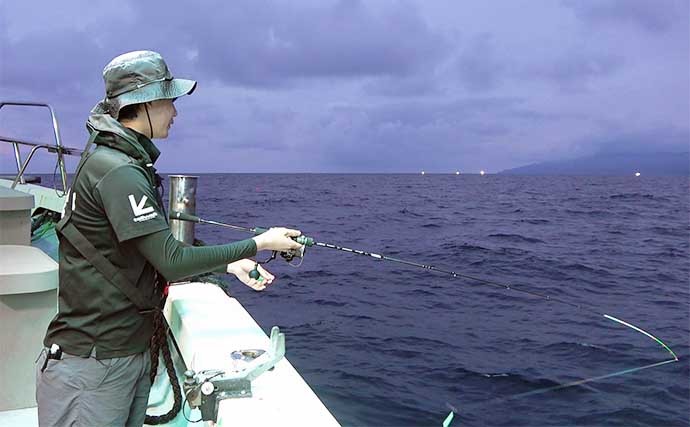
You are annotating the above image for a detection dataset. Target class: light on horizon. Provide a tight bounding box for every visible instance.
[480,170,485,176]
[455,171,460,175]
[635,172,641,177]
[421,170,425,175]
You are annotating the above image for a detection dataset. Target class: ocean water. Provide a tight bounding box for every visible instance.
[35,173,690,426]
[183,174,689,427]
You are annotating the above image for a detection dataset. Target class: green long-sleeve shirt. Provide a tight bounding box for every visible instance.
[134,229,256,282]
[44,117,256,359]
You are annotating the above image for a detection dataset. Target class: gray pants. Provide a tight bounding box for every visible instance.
[35,348,152,427]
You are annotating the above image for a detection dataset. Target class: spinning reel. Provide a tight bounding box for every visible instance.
[248,240,309,280]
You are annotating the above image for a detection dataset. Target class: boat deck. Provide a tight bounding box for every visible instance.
[0,282,340,427]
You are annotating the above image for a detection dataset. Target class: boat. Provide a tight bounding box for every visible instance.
[0,101,340,426]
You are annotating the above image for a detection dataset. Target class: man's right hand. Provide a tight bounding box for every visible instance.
[252,227,303,252]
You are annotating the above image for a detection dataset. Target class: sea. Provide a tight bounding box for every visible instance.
[40,173,690,426]
[182,174,689,427]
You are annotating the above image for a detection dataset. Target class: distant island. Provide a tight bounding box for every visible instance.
[499,152,689,176]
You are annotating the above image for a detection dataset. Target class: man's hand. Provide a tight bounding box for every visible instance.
[226,259,275,291]
[252,227,303,252]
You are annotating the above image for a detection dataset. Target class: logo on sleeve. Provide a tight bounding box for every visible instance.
[128,194,158,222]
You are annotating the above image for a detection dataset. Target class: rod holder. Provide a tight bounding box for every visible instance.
[168,175,198,244]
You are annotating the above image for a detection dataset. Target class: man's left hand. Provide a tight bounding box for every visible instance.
[226,259,275,291]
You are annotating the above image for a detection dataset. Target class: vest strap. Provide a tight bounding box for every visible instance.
[58,221,154,312]
[56,129,155,313]
[57,130,99,230]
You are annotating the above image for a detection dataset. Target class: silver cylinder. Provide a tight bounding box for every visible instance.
[168,175,198,244]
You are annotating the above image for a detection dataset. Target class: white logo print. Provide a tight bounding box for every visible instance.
[128,194,158,222]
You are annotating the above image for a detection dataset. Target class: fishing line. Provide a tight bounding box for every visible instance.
[313,240,679,412]
[169,211,679,419]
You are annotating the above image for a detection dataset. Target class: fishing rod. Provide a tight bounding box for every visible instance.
[169,211,314,276]
[170,211,679,419]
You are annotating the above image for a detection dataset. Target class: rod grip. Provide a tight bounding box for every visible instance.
[252,227,314,247]
[169,211,201,223]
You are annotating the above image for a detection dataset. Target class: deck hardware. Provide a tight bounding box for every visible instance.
[182,326,285,423]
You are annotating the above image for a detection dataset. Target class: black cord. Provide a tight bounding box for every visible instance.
[182,390,203,423]
[154,173,167,222]
[202,370,224,382]
[52,156,66,197]
[144,281,183,425]
[144,103,154,139]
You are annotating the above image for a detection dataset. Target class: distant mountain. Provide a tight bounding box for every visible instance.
[499,152,689,176]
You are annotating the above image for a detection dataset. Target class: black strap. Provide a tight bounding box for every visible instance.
[57,130,99,230]
[56,129,154,312]
[59,221,154,311]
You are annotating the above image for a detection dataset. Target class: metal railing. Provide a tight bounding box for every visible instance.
[0,101,83,190]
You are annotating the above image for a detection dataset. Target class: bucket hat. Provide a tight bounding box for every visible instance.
[91,50,197,119]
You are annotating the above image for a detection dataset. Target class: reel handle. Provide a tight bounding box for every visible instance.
[249,266,261,280]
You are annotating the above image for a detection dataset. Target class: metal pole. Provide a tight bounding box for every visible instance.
[168,175,198,244]
[11,146,41,189]
[0,102,67,190]
[12,143,25,185]
[45,103,68,192]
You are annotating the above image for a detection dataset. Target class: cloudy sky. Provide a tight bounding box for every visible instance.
[1,0,688,173]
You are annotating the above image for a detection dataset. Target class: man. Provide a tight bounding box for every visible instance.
[35,50,303,426]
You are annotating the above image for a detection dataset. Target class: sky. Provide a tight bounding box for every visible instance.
[1,0,688,173]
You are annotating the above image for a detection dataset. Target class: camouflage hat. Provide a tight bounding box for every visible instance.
[92,50,196,119]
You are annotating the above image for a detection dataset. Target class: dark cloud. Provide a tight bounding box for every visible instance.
[362,75,443,98]
[1,0,687,173]
[517,50,625,92]
[453,37,626,94]
[591,127,690,155]
[308,97,559,172]
[1,1,450,94]
[130,0,450,88]
[563,0,687,33]
[456,34,505,92]
[2,30,103,96]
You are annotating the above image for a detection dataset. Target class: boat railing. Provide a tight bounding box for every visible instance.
[0,101,83,191]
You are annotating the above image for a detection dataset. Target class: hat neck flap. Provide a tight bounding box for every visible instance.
[86,113,161,165]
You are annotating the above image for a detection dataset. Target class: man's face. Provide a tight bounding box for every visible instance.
[147,99,177,139]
